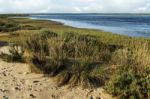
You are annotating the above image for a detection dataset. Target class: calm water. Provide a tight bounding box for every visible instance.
[29,14,150,37]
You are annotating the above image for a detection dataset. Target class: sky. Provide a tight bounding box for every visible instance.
[0,0,150,13]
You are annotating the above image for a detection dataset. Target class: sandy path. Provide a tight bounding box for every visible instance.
[0,46,114,99]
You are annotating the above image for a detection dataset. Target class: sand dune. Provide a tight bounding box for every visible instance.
[0,46,114,99]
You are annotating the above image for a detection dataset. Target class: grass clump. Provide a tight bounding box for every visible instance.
[21,32,66,74]
[21,33,49,73]
[105,42,150,99]
[21,31,115,87]
[56,33,116,87]
[56,58,99,87]
[44,38,66,76]
[0,45,24,62]
[62,32,113,62]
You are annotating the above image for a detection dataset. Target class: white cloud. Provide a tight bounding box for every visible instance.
[0,0,51,13]
[74,7,82,12]
[0,0,149,13]
[136,3,150,12]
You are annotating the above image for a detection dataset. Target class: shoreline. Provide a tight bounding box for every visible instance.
[27,15,150,38]
[26,17,150,40]
[28,17,130,37]
[12,15,150,39]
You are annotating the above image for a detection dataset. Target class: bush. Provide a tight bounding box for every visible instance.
[106,69,150,99]
[105,42,150,99]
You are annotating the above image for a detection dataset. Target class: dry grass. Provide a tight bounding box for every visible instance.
[20,31,116,87]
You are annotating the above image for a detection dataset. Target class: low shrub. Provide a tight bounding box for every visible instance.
[105,42,150,99]
[106,69,150,99]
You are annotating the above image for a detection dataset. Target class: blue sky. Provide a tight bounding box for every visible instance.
[0,0,149,13]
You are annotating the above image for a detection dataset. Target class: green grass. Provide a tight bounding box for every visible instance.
[0,16,150,99]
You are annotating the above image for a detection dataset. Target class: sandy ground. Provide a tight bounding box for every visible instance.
[0,33,10,37]
[0,46,114,99]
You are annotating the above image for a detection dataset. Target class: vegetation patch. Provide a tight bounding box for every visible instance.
[20,31,118,87]
[0,18,20,32]
[105,42,150,99]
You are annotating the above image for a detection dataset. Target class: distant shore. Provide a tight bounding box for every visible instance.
[27,14,150,38]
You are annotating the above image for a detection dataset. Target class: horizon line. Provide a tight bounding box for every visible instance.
[1,12,150,15]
